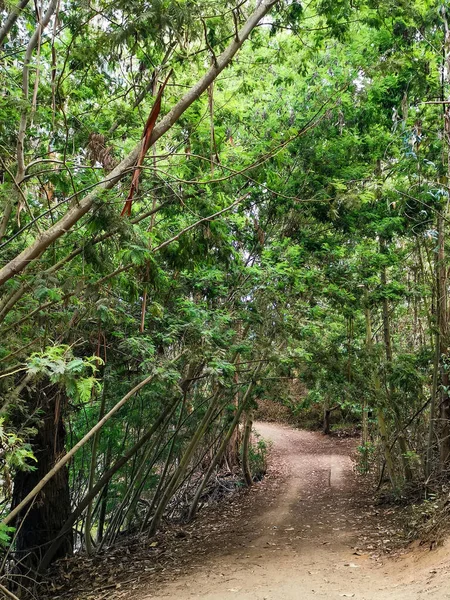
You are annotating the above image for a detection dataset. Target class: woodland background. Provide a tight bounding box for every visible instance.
[1,0,450,596]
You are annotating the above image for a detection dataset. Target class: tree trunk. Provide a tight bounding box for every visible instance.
[188,368,261,521]
[0,0,32,46]
[376,407,397,487]
[426,323,440,478]
[361,397,369,473]
[225,371,241,468]
[147,392,220,536]
[39,396,179,572]
[5,363,180,527]
[97,444,112,543]
[361,294,371,473]
[11,383,72,571]
[84,377,107,555]
[364,290,397,487]
[323,396,331,435]
[437,211,450,466]
[439,4,450,470]
[380,239,413,483]
[242,410,253,487]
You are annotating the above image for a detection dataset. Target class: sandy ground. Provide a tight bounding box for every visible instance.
[134,422,450,600]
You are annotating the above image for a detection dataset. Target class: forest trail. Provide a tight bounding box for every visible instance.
[137,423,450,600]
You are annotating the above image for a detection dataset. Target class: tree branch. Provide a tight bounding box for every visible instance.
[3,354,184,526]
[0,0,31,46]
[0,0,280,287]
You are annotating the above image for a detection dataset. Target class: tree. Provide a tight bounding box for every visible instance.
[3,0,450,595]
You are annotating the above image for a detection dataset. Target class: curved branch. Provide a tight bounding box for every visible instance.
[0,0,280,287]
[2,359,182,526]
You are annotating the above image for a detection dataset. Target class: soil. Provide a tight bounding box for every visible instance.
[56,423,450,599]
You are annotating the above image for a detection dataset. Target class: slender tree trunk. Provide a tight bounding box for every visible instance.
[438,4,450,471]
[97,444,112,543]
[84,377,107,555]
[140,434,178,533]
[425,230,441,477]
[188,367,261,520]
[376,406,397,487]
[380,239,413,482]
[361,294,371,473]
[323,396,331,435]
[242,409,254,487]
[5,359,185,527]
[148,392,221,536]
[361,396,369,473]
[437,212,450,466]
[0,0,31,46]
[225,371,241,468]
[364,290,397,487]
[224,323,250,468]
[103,403,178,548]
[140,396,188,532]
[426,322,440,478]
[100,429,166,548]
[38,396,179,571]
[416,240,434,348]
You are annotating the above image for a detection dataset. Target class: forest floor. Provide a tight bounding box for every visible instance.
[59,423,450,600]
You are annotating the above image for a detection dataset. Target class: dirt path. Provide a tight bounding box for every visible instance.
[137,422,450,600]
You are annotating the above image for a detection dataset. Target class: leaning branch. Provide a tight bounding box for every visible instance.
[0,194,251,334]
[38,394,181,572]
[0,0,279,287]
[3,354,184,526]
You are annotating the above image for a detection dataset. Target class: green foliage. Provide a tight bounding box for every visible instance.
[356,442,375,475]
[0,0,449,569]
[0,524,16,549]
[0,419,36,472]
[27,345,102,402]
[246,433,269,480]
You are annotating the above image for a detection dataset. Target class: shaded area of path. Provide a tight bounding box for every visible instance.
[138,423,450,600]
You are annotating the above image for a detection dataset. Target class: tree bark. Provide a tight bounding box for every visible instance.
[438,0,450,471]
[11,382,72,571]
[147,391,221,536]
[96,444,112,543]
[323,395,332,435]
[225,371,241,467]
[84,378,107,555]
[4,358,183,527]
[188,368,261,520]
[361,292,371,473]
[364,290,397,487]
[437,211,450,466]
